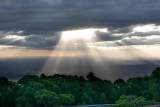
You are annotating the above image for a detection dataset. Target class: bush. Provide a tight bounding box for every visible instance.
[115,95,153,107]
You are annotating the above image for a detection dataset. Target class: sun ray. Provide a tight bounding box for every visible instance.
[40,28,101,75]
[40,27,160,77]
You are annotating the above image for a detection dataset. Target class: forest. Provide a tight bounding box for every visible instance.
[0,67,160,107]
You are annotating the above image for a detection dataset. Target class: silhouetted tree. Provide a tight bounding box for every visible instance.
[86,72,101,81]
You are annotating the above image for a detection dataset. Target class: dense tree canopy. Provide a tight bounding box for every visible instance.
[0,67,160,106]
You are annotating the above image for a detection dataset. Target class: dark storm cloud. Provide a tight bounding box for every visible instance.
[115,37,160,46]
[108,26,133,34]
[0,33,61,50]
[129,31,160,37]
[1,0,160,49]
[95,31,124,41]
[1,0,160,33]
[23,35,61,49]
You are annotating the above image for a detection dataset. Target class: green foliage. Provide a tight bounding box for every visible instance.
[16,87,36,107]
[0,67,160,106]
[79,93,93,105]
[150,83,160,101]
[59,94,75,105]
[26,81,45,89]
[115,95,153,107]
[142,90,153,100]
[151,67,160,78]
[35,89,58,107]
[99,93,108,104]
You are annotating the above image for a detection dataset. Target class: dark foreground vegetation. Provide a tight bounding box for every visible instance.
[1,67,160,107]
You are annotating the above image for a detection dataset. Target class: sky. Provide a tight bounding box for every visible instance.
[0,0,160,80]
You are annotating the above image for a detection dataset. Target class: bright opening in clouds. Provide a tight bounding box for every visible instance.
[5,35,24,40]
[133,24,160,32]
[62,29,96,40]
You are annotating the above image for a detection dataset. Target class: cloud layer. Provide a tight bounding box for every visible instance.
[0,0,160,50]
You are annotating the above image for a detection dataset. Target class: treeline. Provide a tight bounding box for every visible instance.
[0,67,160,107]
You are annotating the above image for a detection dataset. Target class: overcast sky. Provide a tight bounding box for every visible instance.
[1,0,160,80]
[0,0,160,58]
